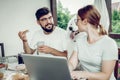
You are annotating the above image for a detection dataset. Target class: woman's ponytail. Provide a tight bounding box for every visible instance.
[99,24,107,35]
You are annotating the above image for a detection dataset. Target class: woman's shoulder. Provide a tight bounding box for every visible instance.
[102,35,117,47]
[103,35,116,43]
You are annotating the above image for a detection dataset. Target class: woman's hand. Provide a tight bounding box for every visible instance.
[71,71,82,80]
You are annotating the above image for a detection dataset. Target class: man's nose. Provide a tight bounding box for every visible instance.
[46,18,51,23]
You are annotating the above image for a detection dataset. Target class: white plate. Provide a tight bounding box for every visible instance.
[8,64,25,71]
[6,73,16,80]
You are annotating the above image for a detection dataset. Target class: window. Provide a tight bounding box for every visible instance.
[111,0,120,47]
[56,0,94,30]
[105,0,120,55]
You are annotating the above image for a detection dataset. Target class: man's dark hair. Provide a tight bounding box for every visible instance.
[35,7,50,20]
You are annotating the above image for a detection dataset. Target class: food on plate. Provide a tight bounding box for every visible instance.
[12,73,29,80]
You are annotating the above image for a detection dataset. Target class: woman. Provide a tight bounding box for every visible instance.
[69,5,118,80]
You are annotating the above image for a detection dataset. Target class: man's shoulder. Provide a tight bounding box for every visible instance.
[34,29,42,33]
[55,26,66,32]
[32,29,43,36]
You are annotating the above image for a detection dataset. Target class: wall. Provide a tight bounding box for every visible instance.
[0,0,50,56]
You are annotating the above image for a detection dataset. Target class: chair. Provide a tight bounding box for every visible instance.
[114,48,120,79]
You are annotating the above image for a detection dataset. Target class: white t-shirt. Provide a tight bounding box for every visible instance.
[74,34,118,80]
[29,27,67,56]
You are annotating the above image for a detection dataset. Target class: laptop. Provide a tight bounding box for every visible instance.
[21,54,72,80]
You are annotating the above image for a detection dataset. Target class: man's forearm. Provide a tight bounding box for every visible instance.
[50,48,67,57]
[23,41,35,54]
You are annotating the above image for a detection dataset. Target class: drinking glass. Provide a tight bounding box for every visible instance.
[36,41,44,55]
[36,41,44,47]
[0,57,8,79]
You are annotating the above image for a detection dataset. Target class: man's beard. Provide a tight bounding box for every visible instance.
[41,23,54,33]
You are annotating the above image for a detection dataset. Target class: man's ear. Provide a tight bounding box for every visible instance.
[83,19,88,25]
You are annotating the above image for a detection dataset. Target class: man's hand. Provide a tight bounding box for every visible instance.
[37,45,53,54]
[37,45,67,57]
[18,30,29,42]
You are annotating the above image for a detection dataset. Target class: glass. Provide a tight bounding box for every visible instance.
[36,41,44,55]
[0,62,6,79]
[34,41,45,50]
[36,41,44,47]
[40,16,53,22]
[0,69,4,79]
[0,57,8,79]
[74,19,81,24]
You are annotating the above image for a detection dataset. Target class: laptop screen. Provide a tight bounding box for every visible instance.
[21,54,72,80]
